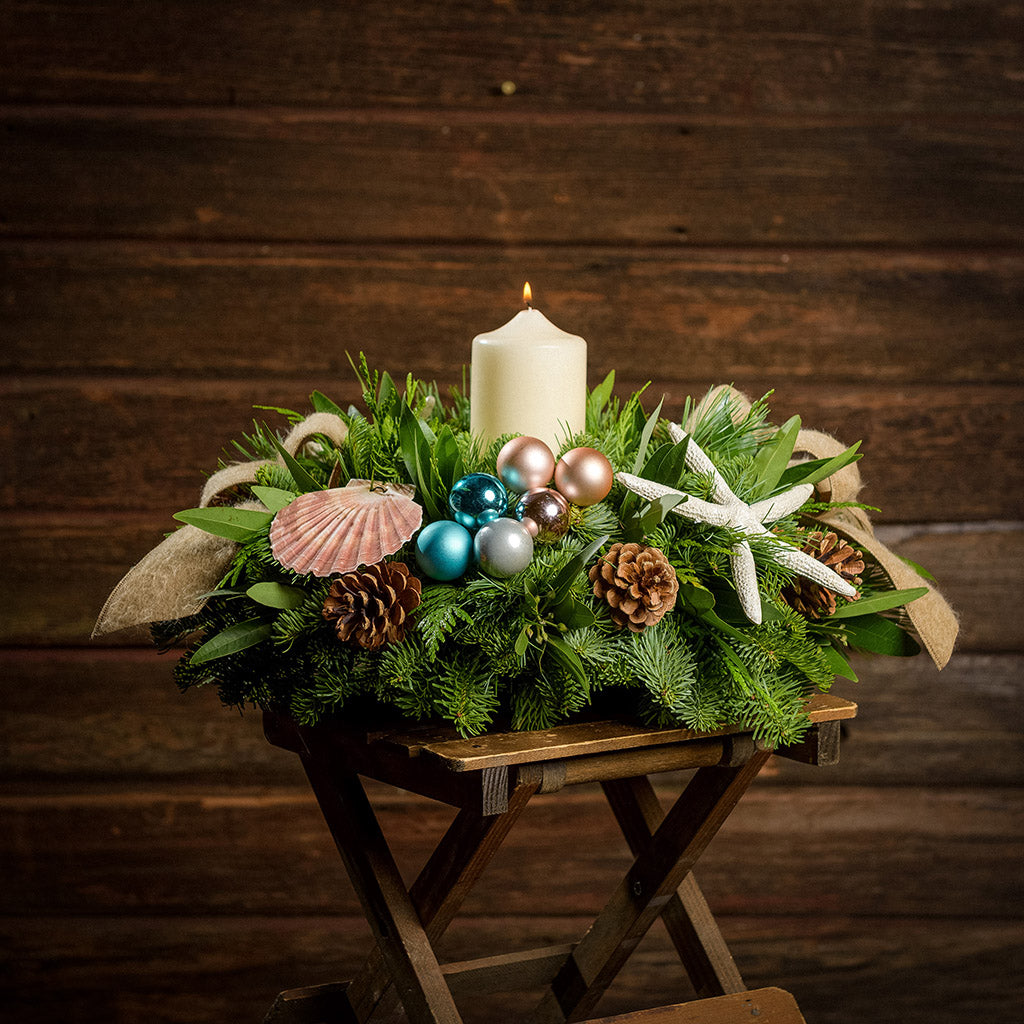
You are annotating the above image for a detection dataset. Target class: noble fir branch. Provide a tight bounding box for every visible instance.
[290,677,352,726]
[272,582,332,650]
[414,584,476,658]
[562,627,622,667]
[622,620,699,727]
[569,500,622,542]
[378,636,438,720]
[433,658,501,737]
[733,610,835,691]
[738,671,811,748]
[460,619,525,678]
[510,666,587,732]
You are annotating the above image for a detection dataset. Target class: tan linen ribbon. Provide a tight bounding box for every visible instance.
[92,412,348,638]
[687,386,958,669]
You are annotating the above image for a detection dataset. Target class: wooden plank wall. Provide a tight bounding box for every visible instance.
[2,3,1022,1021]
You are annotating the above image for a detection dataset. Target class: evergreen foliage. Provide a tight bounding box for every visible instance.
[158,358,930,747]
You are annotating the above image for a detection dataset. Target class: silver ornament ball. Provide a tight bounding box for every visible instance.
[474,517,534,578]
[496,435,556,492]
[554,447,614,506]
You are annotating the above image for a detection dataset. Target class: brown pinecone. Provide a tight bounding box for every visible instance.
[322,560,422,650]
[589,542,679,632]
[781,530,864,619]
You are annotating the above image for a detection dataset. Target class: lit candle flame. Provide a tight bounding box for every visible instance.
[523,281,532,307]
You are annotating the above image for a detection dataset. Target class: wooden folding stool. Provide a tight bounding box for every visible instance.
[262,693,856,1024]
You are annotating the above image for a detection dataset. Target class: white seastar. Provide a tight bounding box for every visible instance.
[617,422,857,625]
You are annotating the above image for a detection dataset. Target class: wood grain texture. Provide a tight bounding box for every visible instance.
[2,5,1020,1022]
[2,784,1020,918]
[3,111,1022,245]
[581,988,805,1024]
[2,1,1021,116]
[2,652,1020,785]
[4,243,1021,385]
[3,380,1020,521]
[384,694,852,773]
[1,914,1020,1024]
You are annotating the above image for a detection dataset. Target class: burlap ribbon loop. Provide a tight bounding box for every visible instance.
[92,412,348,638]
[689,386,957,669]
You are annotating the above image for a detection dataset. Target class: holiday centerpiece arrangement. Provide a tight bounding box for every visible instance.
[94,288,957,745]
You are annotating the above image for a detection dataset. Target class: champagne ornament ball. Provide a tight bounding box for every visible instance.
[554,447,614,507]
[496,435,556,493]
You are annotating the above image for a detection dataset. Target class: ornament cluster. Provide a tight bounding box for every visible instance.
[414,437,613,581]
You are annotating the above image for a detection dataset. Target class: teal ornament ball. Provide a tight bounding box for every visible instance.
[474,518,534,578]
[449,473,508,530]
[415,520,474,581]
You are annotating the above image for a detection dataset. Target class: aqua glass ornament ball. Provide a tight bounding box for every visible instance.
[448,473,508,530]
[415,520,474,581]
[474,518,534,578]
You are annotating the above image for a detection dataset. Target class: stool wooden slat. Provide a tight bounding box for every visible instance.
[262,694,856,1024]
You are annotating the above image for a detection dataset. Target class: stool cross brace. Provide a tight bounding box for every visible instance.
[262,694,856,1024]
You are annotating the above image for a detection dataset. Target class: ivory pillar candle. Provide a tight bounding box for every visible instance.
[470,286,587,454]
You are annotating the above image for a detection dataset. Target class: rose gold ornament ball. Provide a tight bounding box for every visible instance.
[515,487,570,544]
[554,447,614,507]
[495,436,556,493]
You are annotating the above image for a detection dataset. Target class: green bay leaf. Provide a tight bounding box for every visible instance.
[246,582,306,609]
[829,587,928,620]
[173,507,273,542]
[189,618,273,665]
[251,485,297,513]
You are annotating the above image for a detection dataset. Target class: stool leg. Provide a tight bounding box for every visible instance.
[534,750,772,1023]
[602,776,745,998]
[300,752,463,1024]
[348,778,539,1023]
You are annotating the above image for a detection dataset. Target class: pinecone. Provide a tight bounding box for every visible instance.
[781,530,864,619]
[589,542,679,632]
[322,560,422,650]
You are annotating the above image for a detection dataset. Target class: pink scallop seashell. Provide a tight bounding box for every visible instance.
[269,480,423,576]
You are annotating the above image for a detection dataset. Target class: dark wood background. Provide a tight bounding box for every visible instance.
[2,3,1022,1022]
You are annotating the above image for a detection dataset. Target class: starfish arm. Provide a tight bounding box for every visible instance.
[730,540,763,625]
[748,483,814,524]
[615,472,683,503]
[616,472,734,527]
[671,497,736,528]
[667,421,687,445]
[667,423,736,505]
[771,543,858,597]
